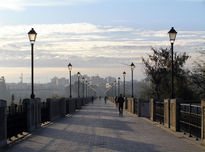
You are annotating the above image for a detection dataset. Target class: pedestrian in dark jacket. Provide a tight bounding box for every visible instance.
[91,96,94,104]
[104,96,107,104]
[117,94,124,116]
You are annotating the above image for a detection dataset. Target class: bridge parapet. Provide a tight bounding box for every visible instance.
[137,99,150,118]
[170,99,181,131]
[150,99,156,121]
[0,100,6,148]
[47,98,66,121]
[23,98,41,131]
[202,100,205,145]
[164,99,170,128]
[0,96,93,147]
[127,98,134,113]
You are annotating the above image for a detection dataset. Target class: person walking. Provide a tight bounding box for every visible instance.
[117,94,124,116]
[104,96,107,104]
[91,96,94,104]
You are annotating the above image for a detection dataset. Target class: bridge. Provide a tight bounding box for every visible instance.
[0,97,205,152]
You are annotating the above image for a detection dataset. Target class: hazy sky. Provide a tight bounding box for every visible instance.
[0,0,204,83]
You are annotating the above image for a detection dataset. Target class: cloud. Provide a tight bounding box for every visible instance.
[0,0,24,11]
[0,23,204,82]
[0,0,99,11]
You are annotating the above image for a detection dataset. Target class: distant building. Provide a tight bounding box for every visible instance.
[0,76,10,101]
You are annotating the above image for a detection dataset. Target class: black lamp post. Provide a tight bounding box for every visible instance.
[68,63,72,98]
[86,80,88,98]
[123,71,126,97]
[168,27,177,99]
[87,82,90,97]
[118,77,120,96]
[131,62,135,97]
[28,28,37,99]
[114,80,116,97]
[82,77,85,99]
[77,72,80,98]
[112,83,114,97]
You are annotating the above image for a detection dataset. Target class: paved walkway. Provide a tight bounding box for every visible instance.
[4,99,205,152]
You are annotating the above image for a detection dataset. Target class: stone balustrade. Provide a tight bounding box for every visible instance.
[0,100,6,148]
[202,100,205,145]
[0,96,93,148]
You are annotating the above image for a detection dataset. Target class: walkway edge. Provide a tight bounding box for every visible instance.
[125,110,205,150]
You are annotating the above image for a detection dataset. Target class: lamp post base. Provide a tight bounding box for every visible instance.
[30,94,35,99]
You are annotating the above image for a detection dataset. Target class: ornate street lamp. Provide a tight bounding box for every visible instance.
[118,77,120,96]
[123,71,126,97]
[28,28,37,99]
[68,63,72,98]
[77,72,80,98]
[168,27,177,99]
[130,62,135,97]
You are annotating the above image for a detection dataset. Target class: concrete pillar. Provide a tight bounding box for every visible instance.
[131,98,135,113]
[65,98,70,114]
[0,100,7,148]
[76,98,81,109]
[202,100,205,145]
[47,98,62,121]
[34,98,41,129]
[170,99,182,131]
[60,98,66,117]
[68,98,75,114]
[23,99,33,131]
[127,98,131,113]
[23,98,41,131]
[164,99,170,128]
[150,99,155,121]
[123,98,126,110]
[125,97,128,109]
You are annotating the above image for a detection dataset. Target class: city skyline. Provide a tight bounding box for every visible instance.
[0,0,204,83]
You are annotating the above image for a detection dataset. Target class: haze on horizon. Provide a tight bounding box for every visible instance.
[0,0,204,83]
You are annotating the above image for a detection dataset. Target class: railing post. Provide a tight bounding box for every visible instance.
[150,99,156,121]
[60,98,66,117]
[23,98,41,131]
[189,103,192,137]
[201,100,205,145]
[0,100,7,148]
[35,98,41,129]
[170,99,182,131]
[164,99,170,128]
[132,98,134,113]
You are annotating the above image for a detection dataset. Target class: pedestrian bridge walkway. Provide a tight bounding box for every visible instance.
[5,99,205,152]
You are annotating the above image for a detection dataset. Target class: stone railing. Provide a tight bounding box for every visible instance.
[108,97,150,118]
[201,100,205,145]
[0,100,6,148]
[0,96,94,148]
[150,98,205,145]
[47,98,66,121]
